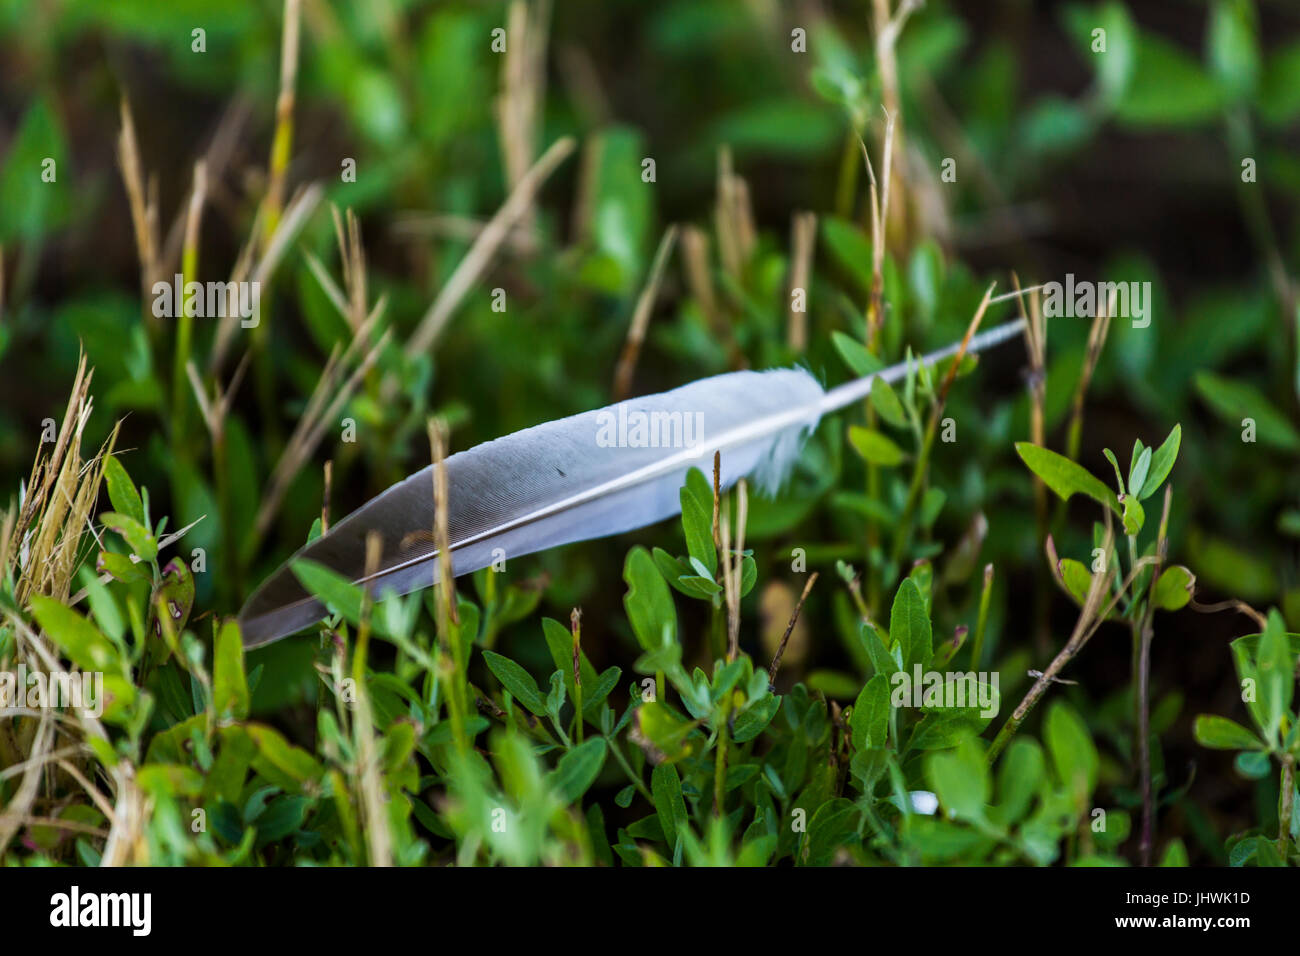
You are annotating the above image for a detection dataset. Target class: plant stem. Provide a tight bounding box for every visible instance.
[713,700,730,816]
[989,527,1120,763]
[1135,618,1154,866]
[1136,486,1172,866]
[890,285,995,574]
[603,733,653,802]
[1279,756,1295,847]
[970,563,994,670]
[571,608,583,744]
[889,410,938,571]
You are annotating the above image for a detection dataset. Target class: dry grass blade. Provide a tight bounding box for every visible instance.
[403,136,576,361]
[786,211,817,352]
[936,281,996,406]
[428,417,458,629]
[987,520,1119,762]
[0,366,141,860]
[390,213,538,256]
[714,148,756,283]
[210,181,324,370]
[263,0,302,244]
[768,571,819,686]
[116,98,160,325]
[254,322,392,540]
[612,225,679,400]
[680,226,717,326]
[720,479,748,662]
[8,353,118,606]
[496,0,552,241]
[871,0,920,240]
[0,711,54,855]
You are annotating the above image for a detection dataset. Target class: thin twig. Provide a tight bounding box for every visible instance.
[613,225,679,400]
[403,137,576,361]
[786,212,817,352]
[768,572,819,686]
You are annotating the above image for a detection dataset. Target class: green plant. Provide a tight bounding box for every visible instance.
[1194,610,1300,866]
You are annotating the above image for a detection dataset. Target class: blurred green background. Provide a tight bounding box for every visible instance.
[1,0,1298,861]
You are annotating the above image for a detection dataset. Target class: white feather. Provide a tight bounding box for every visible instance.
[238,317,1026,646]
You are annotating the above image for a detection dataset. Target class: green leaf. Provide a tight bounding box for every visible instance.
[1195,372,1300,452]
[848,426,904,467]
[1059,558,1094,606]
[1257,609,1295,741]
[213,618,250,721]
[482,650,548,717]
[908,679,998,750]
[623,546,677,650]
[1045,701,1098,803]
[736,834,777,867]
[679,483,717,577]
[1119,494,1145,535]
[850,674,890,750]
[1235,750,1272,780]
[831,331,884,378]
[803,797,859,866]
[1208,0,1259,102]
[550,738,607,803]
[583,666,622,719]
[254,796,309,844]
[540,616,600,706]
[1138,424,1181,499]
[1193,714,1263,751]
[1115,33,1223,127]
[30,595,118,673]
[246,725,324,791]
[97,550,148,585]
[0,97,70,242]
[889,578,932,670]
[908,561,933,611]
[1159,839,1190,867]
[822,218,874,291]
[996,737,1044,824]
[1127,442,1151,501]
[870,379,907,429]
[652,762,689,849]
[1014,443,1119,513]
[1102,448,1125,494]
[102,456,145,526]
[1254,836,1286,867]
[101,512,158,562]
[290,559,364,626]
[858,621,899,679]
[907,240,944,318]
[653,548,720,600]
[1063,1,1136,104]
[1151,565,1195,611]
[152,558,195,636]
[635,701,696,763]
[732,692,781,742]
[926,737,988,822]
[137,764,204,799]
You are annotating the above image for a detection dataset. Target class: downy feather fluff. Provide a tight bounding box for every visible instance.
[238,317,1026,647]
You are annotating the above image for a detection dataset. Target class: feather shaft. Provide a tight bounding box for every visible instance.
[239,317,1026,646]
